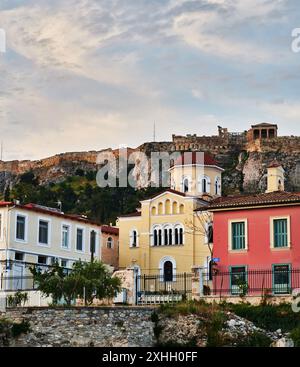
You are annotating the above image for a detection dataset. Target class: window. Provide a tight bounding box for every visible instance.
[153,229,158,246]
[202,178,207,193]
[16,215,26,241]
[231,222,246,250]
[37,255,47,265]
[208,223,213,243]
[61,259,68,268]
[107,237,113,249]
[62,224,70,249]
[273,264,290,294]
[273,219,288,248]
[15,252,24,261]
[130,229,138,247]
[183,178,189,193]
[215,177,221,195]
[39,220,49,245]
[179,227,183,245]
[76,228,84,252]
[163,261,173,282]
[230,266,247,295]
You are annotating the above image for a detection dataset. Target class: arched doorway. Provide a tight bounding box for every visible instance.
[164,261,173,282]
[159,256,176,282]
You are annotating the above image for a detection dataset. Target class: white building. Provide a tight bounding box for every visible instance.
[0,201,102,293]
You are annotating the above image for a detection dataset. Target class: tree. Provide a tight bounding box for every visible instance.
[30,261,121,306]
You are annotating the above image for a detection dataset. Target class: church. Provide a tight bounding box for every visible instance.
[117,152,224,279]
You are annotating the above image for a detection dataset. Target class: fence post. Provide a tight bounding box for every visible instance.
[199,267,204,297]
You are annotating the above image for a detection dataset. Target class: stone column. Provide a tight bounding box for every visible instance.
[191,266,205,300]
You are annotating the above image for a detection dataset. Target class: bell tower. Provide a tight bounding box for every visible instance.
[169,152,224,198]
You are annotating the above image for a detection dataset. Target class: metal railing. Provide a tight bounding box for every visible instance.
[136,272,193,304]
[203,268,300,297]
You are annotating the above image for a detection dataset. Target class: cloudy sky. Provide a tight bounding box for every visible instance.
[0,0,300,161]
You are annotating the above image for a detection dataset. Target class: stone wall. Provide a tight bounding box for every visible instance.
[2,307,156,347]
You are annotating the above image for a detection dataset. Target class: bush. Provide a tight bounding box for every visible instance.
[290,327,300,347]
[11,320,31,338]
[7,291,28,307]
[235,331,272,347]
[30,261,121,306]
[223,302,300,332]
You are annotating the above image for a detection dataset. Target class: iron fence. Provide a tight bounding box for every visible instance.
[204,268,300,297]
[0,259,72,292]
[136,272,193,304]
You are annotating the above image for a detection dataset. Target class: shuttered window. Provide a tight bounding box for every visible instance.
[274,219,288,248]
[232,222,245,250]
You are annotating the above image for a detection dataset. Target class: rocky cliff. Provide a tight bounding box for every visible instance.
[1,135,300,194]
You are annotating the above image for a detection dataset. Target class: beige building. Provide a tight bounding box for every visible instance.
[118,152,224,279]
[0,202,104,292]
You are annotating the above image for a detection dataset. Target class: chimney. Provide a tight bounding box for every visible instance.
[266,161,285,193]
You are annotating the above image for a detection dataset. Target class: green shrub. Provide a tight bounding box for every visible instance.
[223,302,300,333]
[290,327,300,347]
[11,320,30,338]
[235,331,272,347]
[206,311,227,347]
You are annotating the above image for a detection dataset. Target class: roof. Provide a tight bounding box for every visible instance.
[101,225,119,235]
[251,122,278,128]
[119,211,142,218]
[0,201,103,227]
[172,152,219,167]
[268,160,283,168]
[203,191,300,211]
[142,188,187,201]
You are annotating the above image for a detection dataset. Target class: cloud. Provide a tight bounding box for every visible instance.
[0,0,299,160]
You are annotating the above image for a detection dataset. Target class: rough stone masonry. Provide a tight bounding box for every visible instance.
[2,307,156,347]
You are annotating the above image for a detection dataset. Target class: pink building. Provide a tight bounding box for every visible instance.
[203,163,300,295]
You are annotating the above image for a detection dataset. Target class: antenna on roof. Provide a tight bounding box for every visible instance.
[153,122,156,142]
[0,141,3,161]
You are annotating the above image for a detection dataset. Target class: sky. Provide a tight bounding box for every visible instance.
[1,0,300,161]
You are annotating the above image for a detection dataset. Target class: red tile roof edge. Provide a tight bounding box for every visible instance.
[0,201,103,227]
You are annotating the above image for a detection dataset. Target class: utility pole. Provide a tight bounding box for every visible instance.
[90,230,96,263]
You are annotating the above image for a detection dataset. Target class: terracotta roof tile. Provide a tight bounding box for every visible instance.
[173,152,218,167]
[101,225,119,235]
[206,191,300,210]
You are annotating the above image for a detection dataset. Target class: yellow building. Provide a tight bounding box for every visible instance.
[118,152,224,279]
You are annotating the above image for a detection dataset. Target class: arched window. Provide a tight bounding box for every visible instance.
[165,199,171,214]
[151,206,157,215]
[107,237,113,249]
[208,260,213,281]
[169,228,173,245]
[175,227,179,245]
[164,228,168,245]
[179,228,184,244]
[164,261,173,282]
[153,229,158,246]
[182,177,190,193]
[179,204,184,214]
[215,177,221,195]
[172,201,178,214]
[159,257,176,282]
[130,229,138,248]
[174,224,184,245]
[158,202,163,215]
[158,229,162,246]
[199,175,211,194]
